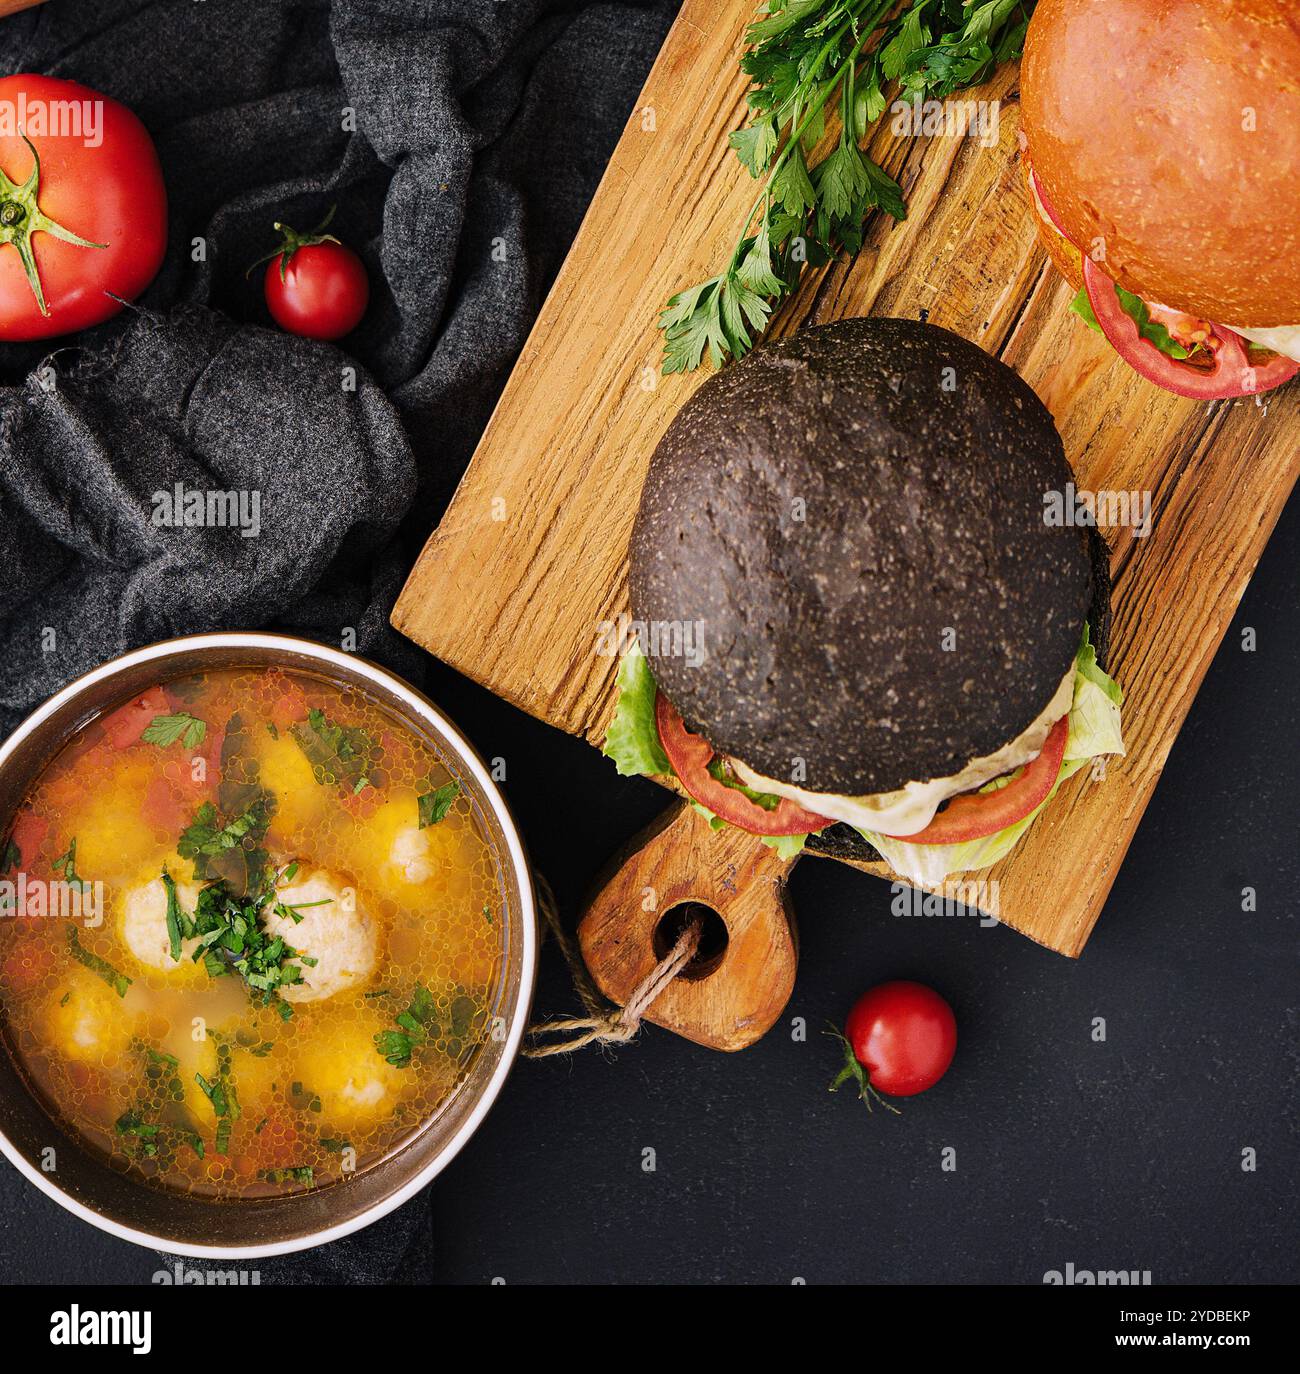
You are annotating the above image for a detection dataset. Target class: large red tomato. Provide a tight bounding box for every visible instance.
[0,74,167,340]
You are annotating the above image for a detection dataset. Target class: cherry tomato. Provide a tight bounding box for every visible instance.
[0,74,167,340]
[654,690,830,836]
[882,714,1069,845]
[253,207,368,341]
[830,981,957,1108]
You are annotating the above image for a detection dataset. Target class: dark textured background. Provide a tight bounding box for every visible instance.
[1,0,1297,1286]
[2,487,1297,1285]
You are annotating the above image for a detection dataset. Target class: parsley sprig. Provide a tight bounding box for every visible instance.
[115,1048,205,1162]
[417,780,460,829]
[115,1108,204,1162]
[660,0,1034,372]
[290,707,379,795]
[51,837,90,893]
[373,984,480,1068]
[177,794,275,896]
[374,984,440,1068]
[141,712,207,751]
[68,926,132,998]
[195,1039,242,1155]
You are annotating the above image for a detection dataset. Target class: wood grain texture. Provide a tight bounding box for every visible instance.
[394,0,1300,957]
[578,798,796,1052]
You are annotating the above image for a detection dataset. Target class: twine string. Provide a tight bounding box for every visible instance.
[524,872,701,1058]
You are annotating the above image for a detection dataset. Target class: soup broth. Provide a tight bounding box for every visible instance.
[0,666,504,1199]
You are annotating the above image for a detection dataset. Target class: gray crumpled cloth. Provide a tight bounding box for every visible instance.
[0,0,675,1283]
[0,0,676,725]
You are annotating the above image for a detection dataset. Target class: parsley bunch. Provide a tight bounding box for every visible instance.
[177,794,276,896]
[659,0,1035,372]
[163,854,315,1020]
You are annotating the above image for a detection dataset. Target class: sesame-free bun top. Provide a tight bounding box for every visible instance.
[629,318,1097,798]
[1021,0,1300,327]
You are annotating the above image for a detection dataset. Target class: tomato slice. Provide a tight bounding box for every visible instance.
[4,810,48,870]
[881,715,1069,846]
[653,692,831,836]
[1082,257,1298,400]
[101,685,171,749]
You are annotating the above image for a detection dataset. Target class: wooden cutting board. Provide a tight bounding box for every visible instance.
[393,0,1299,988]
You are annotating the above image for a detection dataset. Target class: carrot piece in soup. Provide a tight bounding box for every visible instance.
[140,775,190,836]
[269,679,310,733]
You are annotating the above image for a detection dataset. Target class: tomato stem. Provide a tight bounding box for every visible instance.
[0,133,107,317]
[246,204,344,282]
[825,1027,902,1115]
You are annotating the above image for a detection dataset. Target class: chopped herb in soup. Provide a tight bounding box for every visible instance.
[0,667,503,1198]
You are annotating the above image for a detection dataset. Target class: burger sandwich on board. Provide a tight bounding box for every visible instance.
[604,318,1125,888]
[1021,0,1300,399]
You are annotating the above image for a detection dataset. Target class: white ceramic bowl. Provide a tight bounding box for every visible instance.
[0,633,536,1258]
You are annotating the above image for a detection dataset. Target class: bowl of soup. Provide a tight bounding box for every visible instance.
[0,633,536,1257]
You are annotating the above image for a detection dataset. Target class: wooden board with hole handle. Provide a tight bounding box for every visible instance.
[392,0,1300,1046]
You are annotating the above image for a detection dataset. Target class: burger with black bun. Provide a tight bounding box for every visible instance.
[604,317,1125,887]
[1021,0,1300,399]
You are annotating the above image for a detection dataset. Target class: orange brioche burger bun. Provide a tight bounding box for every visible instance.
[1021,0,1300,328]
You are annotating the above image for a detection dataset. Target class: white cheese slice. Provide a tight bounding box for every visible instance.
[1227,324,1300,364]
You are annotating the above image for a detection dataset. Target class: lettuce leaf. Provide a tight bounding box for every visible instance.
[604,645,819,856]
[857,632,1123,886]
[760,832,811,861]
[1067,628,1125,763]
[689,800,811,861]
[1069,284,1197,361]
[601,642,670,777]
[863,759,1088,888]
[1069,286,1101,334]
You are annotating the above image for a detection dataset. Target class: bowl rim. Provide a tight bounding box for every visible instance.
[0,631,538,1260]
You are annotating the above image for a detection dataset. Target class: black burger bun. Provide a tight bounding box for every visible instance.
[629,317,1107,798]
